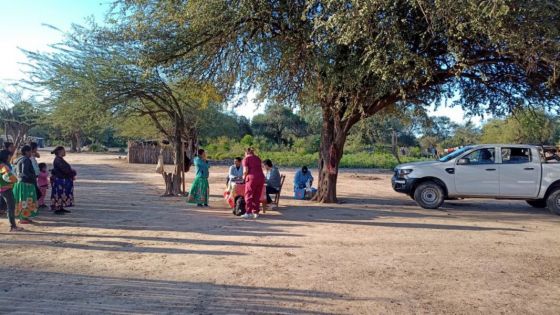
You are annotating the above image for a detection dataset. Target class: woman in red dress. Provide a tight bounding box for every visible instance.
[241,147,265,219]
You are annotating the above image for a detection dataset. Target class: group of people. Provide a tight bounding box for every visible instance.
[186,147,314,219]
[0,143,75,232]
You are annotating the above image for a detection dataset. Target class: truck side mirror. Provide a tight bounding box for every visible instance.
[457,158,470,165]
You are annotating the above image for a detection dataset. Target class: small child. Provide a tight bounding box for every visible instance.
[37,163,49,209]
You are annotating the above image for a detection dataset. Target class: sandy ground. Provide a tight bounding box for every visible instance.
[0,152,559,314]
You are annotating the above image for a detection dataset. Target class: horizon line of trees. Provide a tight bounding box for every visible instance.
[2,88,557,158]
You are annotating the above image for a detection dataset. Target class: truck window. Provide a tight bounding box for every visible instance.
[461,148,495,165]
[501,147,531,164]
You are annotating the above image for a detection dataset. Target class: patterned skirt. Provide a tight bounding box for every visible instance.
[187,177,209,204]
[13,182,38,220]
[51,177,74,210]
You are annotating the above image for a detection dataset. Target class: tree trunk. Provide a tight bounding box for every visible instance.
[70,134,78,152]
[172,119,184,195]
[314,109,346,203]
[391,129,401,164]
[162,172,173,196]
[160,123,197,197]
[76,133,82,153]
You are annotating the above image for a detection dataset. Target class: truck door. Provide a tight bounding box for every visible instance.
[454,148,500,196]
[499,147,541,198]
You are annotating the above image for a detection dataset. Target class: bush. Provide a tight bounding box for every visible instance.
[293,135,320,154]
[201,136,426,169]
[89,143,108,152]
[260,152,318,168]
[240,134,254,147]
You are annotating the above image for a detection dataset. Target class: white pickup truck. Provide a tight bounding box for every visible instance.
[392,144,560,215]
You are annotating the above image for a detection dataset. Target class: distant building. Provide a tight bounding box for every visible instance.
[28,137,45,148]
[0,136,45,148]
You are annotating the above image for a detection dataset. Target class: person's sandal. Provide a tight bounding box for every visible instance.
[10,227,24,232]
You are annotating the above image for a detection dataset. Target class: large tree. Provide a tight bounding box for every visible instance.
[251,104,308,145]
[24,24,222,195]
[46,90,112,152]
[0,91,42,149]
[481,109,559,145]
[114,1,559,202]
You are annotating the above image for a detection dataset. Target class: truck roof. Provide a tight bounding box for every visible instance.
[469,144,546,149]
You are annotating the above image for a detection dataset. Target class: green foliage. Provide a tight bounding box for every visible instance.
[438,121,481,149]
[481,109,559,145]
[115,115,161,140]
[89,143,108,152]
[198,107,251,140]
[293,135,321,154]
[203,134,426,169]
[0,91,44,147]
[240,135,254,147]
[24,22,222,158]
[251,104,308,145]
[340,152,422,169]
[114,0,559,131]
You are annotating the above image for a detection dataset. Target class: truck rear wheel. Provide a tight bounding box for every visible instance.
[546,189,560,215]
[526,199,547,208]
[414,181,445,209]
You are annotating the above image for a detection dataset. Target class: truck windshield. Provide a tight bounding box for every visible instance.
[438,146,473,162]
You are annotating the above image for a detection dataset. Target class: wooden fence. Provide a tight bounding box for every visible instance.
[127,140,174,164]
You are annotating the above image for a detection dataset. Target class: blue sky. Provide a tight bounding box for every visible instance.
[0,0,473,123]
[0,0,108,83]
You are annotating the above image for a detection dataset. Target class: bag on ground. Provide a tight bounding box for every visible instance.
[294,188,306,200]
[304,187,317,200]
[233,196,246,216]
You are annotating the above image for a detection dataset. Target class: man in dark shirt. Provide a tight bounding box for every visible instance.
[263,159,281,204]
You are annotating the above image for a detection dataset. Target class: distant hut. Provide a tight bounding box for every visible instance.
[127,140,174,164]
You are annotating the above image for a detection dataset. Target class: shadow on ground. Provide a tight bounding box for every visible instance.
[0,268,368,314]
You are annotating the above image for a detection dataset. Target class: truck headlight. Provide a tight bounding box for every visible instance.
[398,169,413,178]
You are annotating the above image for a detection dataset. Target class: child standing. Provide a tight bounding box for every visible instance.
[38,163,49,209]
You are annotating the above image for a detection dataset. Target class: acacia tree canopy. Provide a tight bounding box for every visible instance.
[104,1,560,201]
[251,104,308,145]
[24,22,224,195]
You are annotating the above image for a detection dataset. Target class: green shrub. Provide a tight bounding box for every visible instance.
[201,136,426,169]
[293,135,321,154]
[89,143,108,152]
[240,134,254,147]
[407,146,422,158]
[261,152,318,167]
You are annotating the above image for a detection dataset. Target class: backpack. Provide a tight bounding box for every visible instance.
[233,196,246,216]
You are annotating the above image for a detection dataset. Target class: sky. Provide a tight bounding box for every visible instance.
[0,0,474,123]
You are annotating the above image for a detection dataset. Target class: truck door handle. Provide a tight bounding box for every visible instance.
[524,167,534,170]
[485,168,496,171]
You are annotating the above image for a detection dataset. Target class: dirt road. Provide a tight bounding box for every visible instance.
[0,153,559,314]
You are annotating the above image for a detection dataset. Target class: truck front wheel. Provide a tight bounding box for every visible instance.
[546,189,560,215]
[414,181,445,209]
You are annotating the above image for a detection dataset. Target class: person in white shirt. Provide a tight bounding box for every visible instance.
[227,157,244,186]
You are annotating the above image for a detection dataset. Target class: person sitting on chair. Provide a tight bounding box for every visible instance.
[294,166,313,189]
[227,157,244,186]
[263,159,281,204]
